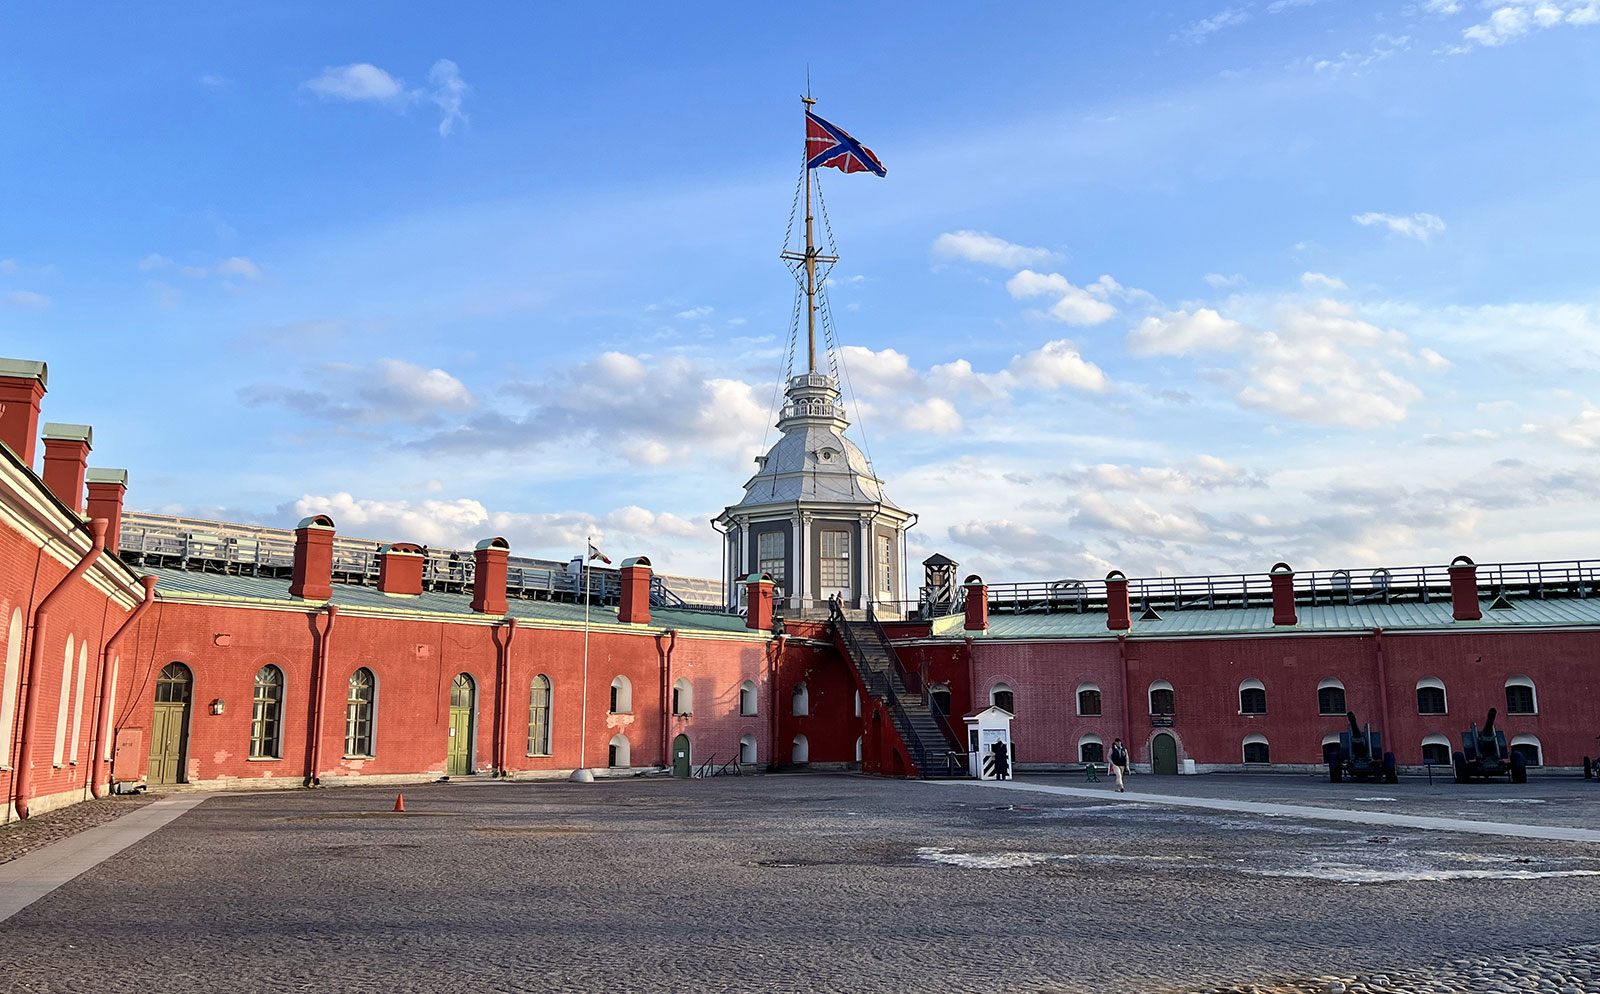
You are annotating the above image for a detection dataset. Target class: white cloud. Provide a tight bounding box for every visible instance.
[1049,456,1263,493]
[1352,211,1446,242]
[1456,1,1600,47]
[199,73,231,89]
[240,357,475,426]
[1301,271,1346,290]
[932,231,1057,269]
[1128,308,1249,355]
[1075,492,1210,542]
[1006,269,1119,325]
[1425,0,1463,13]
[1204,272,1246,288]
[303,59,469,135]
[1267,0,1325,10]
[305,63,404,101]
[1526,403,1600,450]
[1178,7,1251,43]
[1009,339,1109,392]
[138,253,173,272]
[216,256,262,280]
[900,397,964,435]
[4,290,51,310]
[675,305,713,320]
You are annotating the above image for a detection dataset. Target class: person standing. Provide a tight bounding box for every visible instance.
[1109,737,1129,792]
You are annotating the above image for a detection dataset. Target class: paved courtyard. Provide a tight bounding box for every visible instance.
[3,772,1600,993]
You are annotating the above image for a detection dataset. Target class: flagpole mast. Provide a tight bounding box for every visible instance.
[802,95,818,374]
[579,537,592,774]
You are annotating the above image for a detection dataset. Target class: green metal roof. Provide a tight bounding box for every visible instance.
[139,567,752,636]
[948,596,1600,640]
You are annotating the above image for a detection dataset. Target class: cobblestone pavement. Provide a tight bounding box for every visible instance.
[2,775,1598,993]
[0,794,154,865]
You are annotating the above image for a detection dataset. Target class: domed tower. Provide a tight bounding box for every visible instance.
[714,97,914,618]
[715,370,914,618]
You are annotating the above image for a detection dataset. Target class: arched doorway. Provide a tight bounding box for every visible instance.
[447,673,475,776]
[1152,732,1179,775]
[148,662,192,784]
[930,684,952,723]
[672,733,692,777]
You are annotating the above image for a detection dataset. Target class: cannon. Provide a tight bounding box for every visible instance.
[1453,707,1527,784]
[1326,711,1397,784]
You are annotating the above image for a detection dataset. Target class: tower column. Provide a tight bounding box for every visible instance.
[796,512,811,613]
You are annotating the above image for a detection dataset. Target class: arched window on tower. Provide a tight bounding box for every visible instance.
[1504,675,1536,715]
[739,680,758,716]
[250,665,284,759]
[346,668,376,757]
[791,682,809,717]
[528,675,552,756]
[1148,680,1175,716]
[1238,679,1267,715]
[1077,682,1102,716]
[1416,677,1447,715]
[990,683,1014,714]
[672,678,693,716]
[1317,678,1346,716]
[610,675,633,715]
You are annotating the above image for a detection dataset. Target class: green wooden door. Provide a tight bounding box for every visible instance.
[447,673,474,776]
[1152,732,1178,775]
[148,663,191,784]
[672,734,691,778]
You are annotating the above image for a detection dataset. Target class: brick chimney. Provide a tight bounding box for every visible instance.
[41,422,92,513]
[1105,570,1131,631]
[0,358,47,467]
[1270,562,1298,626]
[963,575,988,632]
[378,543,424,596]
[290,515,335,600]
[745,572,775,632]
[85,468,128,554]
[617,556,652,625]
[1449,555,1482,621]
[472,537,510,615]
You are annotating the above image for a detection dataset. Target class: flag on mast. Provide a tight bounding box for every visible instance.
[587,541,611,565]
[805,110,886,177]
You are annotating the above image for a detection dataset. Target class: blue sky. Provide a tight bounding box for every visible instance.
[4,2,1600,584]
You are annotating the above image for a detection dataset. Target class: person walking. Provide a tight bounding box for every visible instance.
[1109,737,1129,792]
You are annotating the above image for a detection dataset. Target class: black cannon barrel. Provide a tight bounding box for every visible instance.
[1482,707,1498,737]
[1346,711,1361,737]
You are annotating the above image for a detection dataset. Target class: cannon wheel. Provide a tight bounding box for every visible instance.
[1453,751,1469,784]
[1328,761,1342,783]
[1511,751,1528,784]
[1586,756,1594,780]
[1382,751,1398,784]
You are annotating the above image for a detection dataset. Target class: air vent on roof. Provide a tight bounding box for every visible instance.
[1488,591,1516,611]
[1139,601,1163,622]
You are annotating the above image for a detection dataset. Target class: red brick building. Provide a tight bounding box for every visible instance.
[4,352,1599,822]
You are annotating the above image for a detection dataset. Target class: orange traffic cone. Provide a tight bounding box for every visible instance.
[393,793,405,812]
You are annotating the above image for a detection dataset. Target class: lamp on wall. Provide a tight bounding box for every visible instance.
[210,698,226,715]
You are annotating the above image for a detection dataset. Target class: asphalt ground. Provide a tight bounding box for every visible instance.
[1,773,1598,993]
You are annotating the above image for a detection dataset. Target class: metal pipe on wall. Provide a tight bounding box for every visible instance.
[305,604,338,786]
[90,574,157,797]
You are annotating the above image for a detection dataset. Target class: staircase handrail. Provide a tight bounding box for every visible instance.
[867,604,962,750]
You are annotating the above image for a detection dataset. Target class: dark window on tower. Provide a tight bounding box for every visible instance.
[991,686,1014,713]
[1243,740,1270,763]
[1318,686,1346,715]
[1422,742,1451,765]
[1505,683,1535,715]
[1239,687,1267,715]
[1417,686,1446,715]
[1081,741,1104,764]
[1149,688,1175,715]
[1078,689,1102,716]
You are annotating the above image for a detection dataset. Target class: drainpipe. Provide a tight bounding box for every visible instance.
[1373,627,1393,745]
[90,574,157,798]
[494,618,517,776]
[658,629,678,766]
[15,518,107,819]
[305,604,338,786]
[1117,633,1132,753]
[768,633,786,771]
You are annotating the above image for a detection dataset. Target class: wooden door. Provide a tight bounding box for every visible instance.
[447,673,474,776]
[672,734,691,778]
[148,663,191,784]
[1152,732,1178,775]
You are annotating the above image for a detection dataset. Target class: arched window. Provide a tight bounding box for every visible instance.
[1076,682,1102,716]
[1239,679,1267,715]
[1,608,23,768]
[1243,734,1270,764]
[1416,677,1447,715]
[672,678,693,716]
[68,641,88,763]
[739,734,757,765]
[1148,680,1174,716]
[53,635,75,766]
[608,733,630,768]
[930,683,952,721]
[854,736,863,762]
[610,675,632,714]
[1510,734,1542,766]
[346,668,375,757]
[1317,678,1346,716]
[1504,676,1536,715]
[528,675,552,756]
[990,683,1014,714]
[250,665,284,759]
[739,680,758,716]
[853,689,861,717]
[792,682,809,717]
[1421,734,1452,766]
[1321,732,1342,765]
[1079,733,1104,764]
[791,733,810,764]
